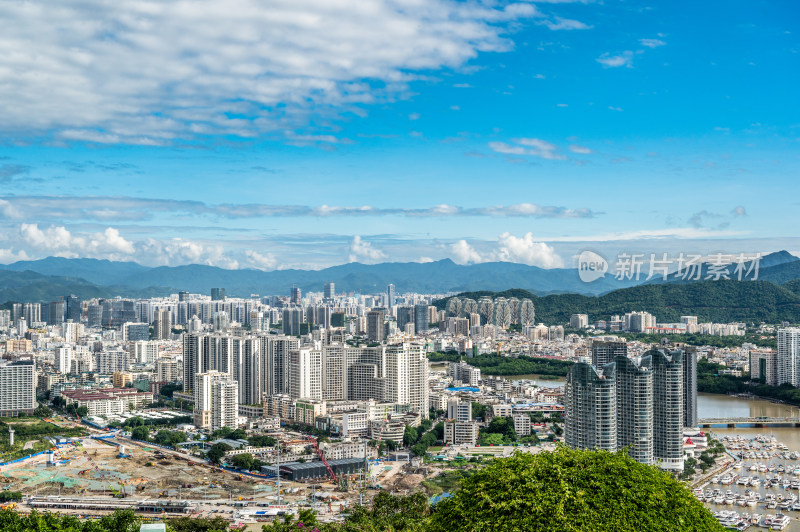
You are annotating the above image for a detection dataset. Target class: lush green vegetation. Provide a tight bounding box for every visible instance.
[436,279,800,324]
[428,352,574,377]
[697,358,800,407]
[159,382,183,399]
[421,468,479,495]
[404,419,444,457]
[210,426,247,440]
[0,491,22,502]
[112,414,193,432]
[248,434,277,447]
[206,442,232,464]
[471,402,488,421]
[0,419,86,462]
[227,452,270,471]
[0,509,233,532]
[616,332,776,348]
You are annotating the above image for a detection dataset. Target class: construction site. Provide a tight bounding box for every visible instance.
[0,432,419,520]
[0,436,277,502]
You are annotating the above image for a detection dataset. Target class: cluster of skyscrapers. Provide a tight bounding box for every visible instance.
[564,339,697,471]
[183,331,430,431]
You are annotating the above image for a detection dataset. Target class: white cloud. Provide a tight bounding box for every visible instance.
[639,38,667,48]
[538,17,592,30]
[244,250,279,270]
[418,256,435,263]
[494,232,564,267]
[137,238,240,269]
[0,199,22,219]
[0,248,29,263]
[5,223,246,268]
[18,224,135,257]
[596,51,634,68]
[489,138,567,160]
[732,205,747,217]
[408,113,421,121]
[568,144,592,154]
[0,0,555,144]
[348,235,386,263]
[450,240,483,265]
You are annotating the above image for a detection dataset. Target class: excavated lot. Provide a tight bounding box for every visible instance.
[0,438,278,500]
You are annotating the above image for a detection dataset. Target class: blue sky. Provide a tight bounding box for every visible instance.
[0,0,798,270]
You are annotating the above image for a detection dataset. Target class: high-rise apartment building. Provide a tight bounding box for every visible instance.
[651,349,684,471]
[569,314,589,329]
[210,288,226,301]
[414,304,430,334]
[0,360,36,417]
[194,370,238,430]
[447,398,472,422]
[290,285,301,305]
[750,348,778,386]
[591,338,627,368]
[324,282,335,301]
[23,303,41,325]
[46,300,65,326]
[682,347,698,428]
[55,347,73,374]
[614,355,653,464]
[777,328,800,387]
[387,284,396,307]
[64,295,80,322]
[154,309,171,340]
[282,307,305,336]
[565,361,617,451]
[367,310,385,342]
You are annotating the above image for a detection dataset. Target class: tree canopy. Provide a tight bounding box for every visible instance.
[428,448,723,532]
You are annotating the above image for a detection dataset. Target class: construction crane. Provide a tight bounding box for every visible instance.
[307,436,336,483]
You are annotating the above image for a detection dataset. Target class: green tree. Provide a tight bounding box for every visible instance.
[248,435,277,447]
[261,509,319,532]
[471,402,488,420]
[33,405,52,417]
[168,515,230,532]
[403,425,419,446]
[428,448,724,532]
[206,443,232,464]
[131,426,149,441]
[230,453,255,470]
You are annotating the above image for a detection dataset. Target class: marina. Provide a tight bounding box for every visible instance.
[695,394,800,530]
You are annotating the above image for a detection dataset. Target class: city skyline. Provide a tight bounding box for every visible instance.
[0,0,797,270]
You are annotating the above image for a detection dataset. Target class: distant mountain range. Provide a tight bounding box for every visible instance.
[0,256,645,300]
[0,251,798,306]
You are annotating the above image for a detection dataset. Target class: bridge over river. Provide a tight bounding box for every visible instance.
[699,417,800,428]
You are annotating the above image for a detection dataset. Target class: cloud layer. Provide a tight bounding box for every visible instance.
[0,0,584,144]
[0,196,596,221]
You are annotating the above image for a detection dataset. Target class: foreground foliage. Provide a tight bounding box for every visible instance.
[428,448,723,532]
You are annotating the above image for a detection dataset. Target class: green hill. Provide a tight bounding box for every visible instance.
[437,279,800,324]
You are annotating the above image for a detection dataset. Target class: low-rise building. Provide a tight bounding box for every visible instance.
[513,414,531,436]
[443,421,479,446]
